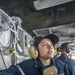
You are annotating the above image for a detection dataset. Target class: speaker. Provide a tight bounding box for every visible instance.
[28,46,38,59]
[65,46,70,53]
[42,65,58,75]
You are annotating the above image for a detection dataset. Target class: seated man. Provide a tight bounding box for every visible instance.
[57,42,75,75]
[0,34,71,75]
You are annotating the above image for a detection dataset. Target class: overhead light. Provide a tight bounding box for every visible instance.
[33,27,53,36]
[33,0,73,10]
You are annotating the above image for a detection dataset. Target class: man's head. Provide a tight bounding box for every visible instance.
[60,42,71,53]
[33,34,59,59]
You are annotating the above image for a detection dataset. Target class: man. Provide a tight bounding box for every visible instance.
[57,42,75,75]
[0,34,71,75]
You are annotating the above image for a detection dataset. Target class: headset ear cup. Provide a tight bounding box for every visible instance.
[42,66,58,75]
[66,47,70,53]
[28,46,38,59]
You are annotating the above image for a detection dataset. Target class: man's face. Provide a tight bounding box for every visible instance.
[38,38,55,59]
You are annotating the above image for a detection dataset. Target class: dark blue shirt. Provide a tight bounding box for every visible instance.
[57,53,75,75]
[0,58,71,75]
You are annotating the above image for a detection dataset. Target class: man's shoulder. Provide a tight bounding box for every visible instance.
[54,58,65,65]
[66,58,75,65]
[18,59,34,65]
[54,58,64,62]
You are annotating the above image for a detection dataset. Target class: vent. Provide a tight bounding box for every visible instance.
[33,28,52,36]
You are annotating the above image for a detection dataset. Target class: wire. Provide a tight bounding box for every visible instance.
[0,50,7,69]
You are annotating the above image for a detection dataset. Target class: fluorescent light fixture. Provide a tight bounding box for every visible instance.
[33,0,73,10]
